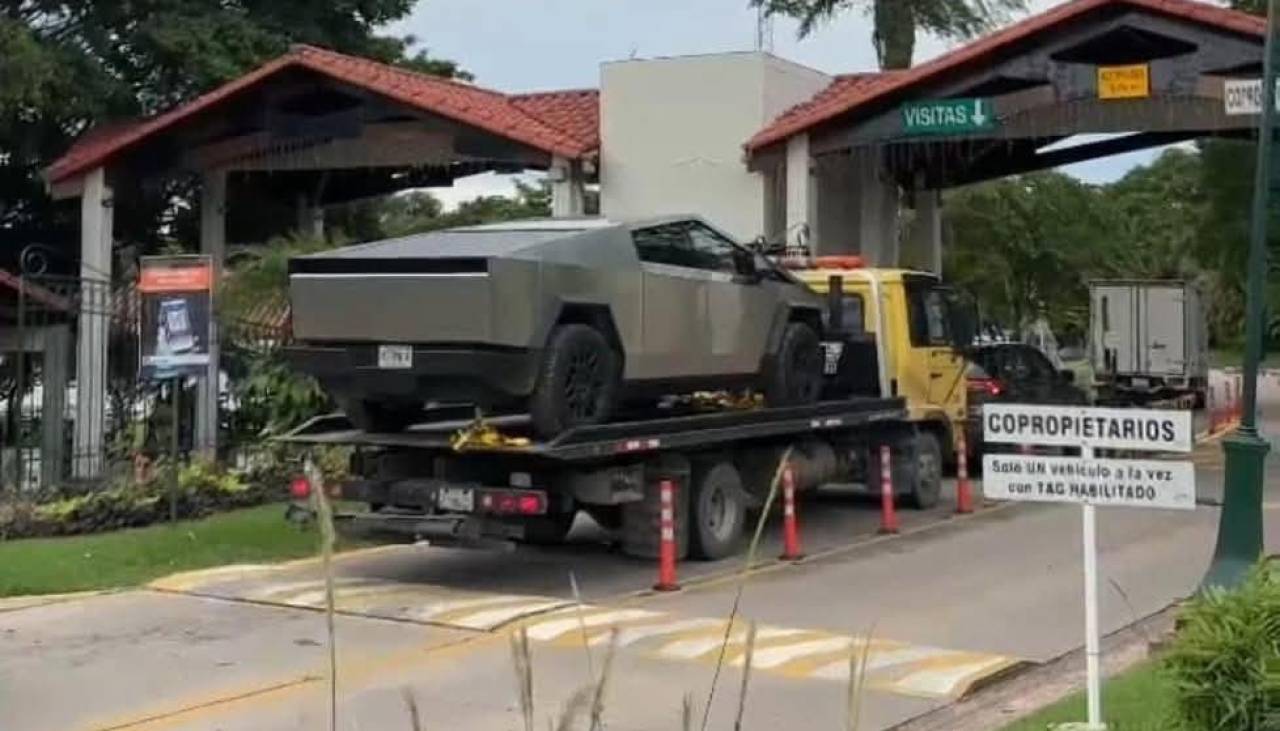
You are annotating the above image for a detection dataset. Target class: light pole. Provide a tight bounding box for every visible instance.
[1203,0,1277,590]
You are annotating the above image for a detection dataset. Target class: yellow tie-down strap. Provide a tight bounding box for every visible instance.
[450,417,532,452]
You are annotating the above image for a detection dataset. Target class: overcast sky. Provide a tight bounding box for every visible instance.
[388,0,1183,205]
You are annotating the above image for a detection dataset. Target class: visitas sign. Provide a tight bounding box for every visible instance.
[901,98,996,135]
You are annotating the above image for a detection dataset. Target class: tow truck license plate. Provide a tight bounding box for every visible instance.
[378,344,413,369]
[437,487,474,512]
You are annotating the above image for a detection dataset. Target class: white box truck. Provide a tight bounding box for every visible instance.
[1089,280,1208,406]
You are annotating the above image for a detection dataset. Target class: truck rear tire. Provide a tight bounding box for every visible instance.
[621,471,689,561]
[688,461,747,561]
[530,324,620,439]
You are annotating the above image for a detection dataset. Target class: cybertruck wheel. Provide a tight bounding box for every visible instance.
[530,324,620,439]
[764,322,823,407]
[341,397,421,433]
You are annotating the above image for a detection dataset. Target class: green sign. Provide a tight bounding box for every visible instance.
[901,98,996,135]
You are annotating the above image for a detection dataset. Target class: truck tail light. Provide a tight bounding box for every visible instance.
[478,489,547,516]
[289,476,311,499]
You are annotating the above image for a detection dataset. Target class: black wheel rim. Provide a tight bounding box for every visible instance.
[701,483,733,540]
[564,343,605,419]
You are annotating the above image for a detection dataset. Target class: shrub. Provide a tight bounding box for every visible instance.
[1164,563,1280,731]
[0,459,281,539]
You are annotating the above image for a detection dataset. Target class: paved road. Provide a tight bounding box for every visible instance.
[1,381,1274,731]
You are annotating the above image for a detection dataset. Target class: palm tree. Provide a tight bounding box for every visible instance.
[754,0,1026,69]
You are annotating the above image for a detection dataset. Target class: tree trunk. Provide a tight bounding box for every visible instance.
[874,0,916,70]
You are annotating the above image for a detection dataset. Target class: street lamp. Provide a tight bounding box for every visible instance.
[1203,0,1277,590]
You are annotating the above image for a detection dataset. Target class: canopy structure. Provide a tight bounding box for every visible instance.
[43,45,600,473]
[745,0,1266,266]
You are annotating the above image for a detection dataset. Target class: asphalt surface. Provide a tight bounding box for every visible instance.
[1,370,1275,731]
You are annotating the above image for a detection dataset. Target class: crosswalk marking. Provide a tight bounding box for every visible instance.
[526,608,663,641]
[151,567,1023,701]
[518,608,1021,699]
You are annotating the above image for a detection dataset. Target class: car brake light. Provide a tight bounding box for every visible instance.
[289,476,311,499]
[518,495,543,515]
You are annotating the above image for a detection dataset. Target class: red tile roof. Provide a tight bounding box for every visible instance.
[747,0,1266,153]
[511,89,601,153]
[46,45,599,185]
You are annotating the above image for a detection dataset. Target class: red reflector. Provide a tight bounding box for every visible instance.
[289,477,311,499]
[518,495,543,515]
[496,494,518,514]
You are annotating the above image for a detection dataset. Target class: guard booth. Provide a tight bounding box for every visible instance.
[745,0,1266,268]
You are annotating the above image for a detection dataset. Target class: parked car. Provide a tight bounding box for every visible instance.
[965,342,1089,457]
[286,216,828,438]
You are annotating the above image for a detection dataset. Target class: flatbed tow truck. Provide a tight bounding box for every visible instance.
[281,394,929,561]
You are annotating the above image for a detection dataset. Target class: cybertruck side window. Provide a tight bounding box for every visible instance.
[632,224,691,268]
[684,222,741,274]
[632,221,742,275]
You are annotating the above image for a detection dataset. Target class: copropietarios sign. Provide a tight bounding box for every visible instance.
[981,404,1192,453]
[983,454,1195,510]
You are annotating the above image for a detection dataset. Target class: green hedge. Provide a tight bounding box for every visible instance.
[0,461,276,539]
[1165,563,1280,731]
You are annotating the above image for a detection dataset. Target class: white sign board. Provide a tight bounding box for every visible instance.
[982,404,1192,453]
[1224,78,1280,116]
[983,454,1196,510]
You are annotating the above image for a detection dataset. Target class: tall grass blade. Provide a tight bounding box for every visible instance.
[733,621,758,731]
[569,571,595,682]
[700,446,793,731]
[400,687,423,731]
[846,626,876,731]
[306,457,339,731]
[553,685,593,731]
[588,628,619,731]
[510,627,535,731]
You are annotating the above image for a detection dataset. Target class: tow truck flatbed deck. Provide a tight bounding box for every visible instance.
[280,397,907,461]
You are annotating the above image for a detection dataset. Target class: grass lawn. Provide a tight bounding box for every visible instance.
[1002,662,1179,731]
[0,503,324,597]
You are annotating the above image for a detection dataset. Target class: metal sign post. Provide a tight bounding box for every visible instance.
[983,404,1196,731]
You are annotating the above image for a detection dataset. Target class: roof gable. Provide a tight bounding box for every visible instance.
[746,0,1265,153]
[47,46,600,185]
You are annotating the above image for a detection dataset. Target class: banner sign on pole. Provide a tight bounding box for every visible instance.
[981,404,1192,453]
[138,255,213,381]
[983,454,1195,510]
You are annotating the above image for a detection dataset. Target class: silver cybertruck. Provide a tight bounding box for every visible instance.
[286,216,827,438]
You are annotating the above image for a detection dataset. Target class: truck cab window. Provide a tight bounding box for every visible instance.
[685,222,747,275]
[907,283,951,347]
[632,224,690,267]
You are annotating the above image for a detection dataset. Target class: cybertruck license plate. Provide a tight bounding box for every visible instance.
[378,344,413,369]
[437,487,474,512]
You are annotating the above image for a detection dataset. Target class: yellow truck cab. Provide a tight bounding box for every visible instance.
[785,257,969,468]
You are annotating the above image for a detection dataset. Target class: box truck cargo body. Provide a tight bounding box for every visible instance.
[1089,280,1207,405]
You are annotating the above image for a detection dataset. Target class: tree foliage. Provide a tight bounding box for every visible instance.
[753,0,1026,69]
[0,1,462,267]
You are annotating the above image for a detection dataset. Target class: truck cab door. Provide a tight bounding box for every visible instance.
[902,276,967,422]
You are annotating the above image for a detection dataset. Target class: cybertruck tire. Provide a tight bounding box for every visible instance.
[530,324,620,439]
[764,322,823,407]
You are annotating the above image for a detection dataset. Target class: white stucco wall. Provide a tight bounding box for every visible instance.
[600,53,828,242]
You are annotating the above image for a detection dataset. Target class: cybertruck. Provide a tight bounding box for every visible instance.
[286,216,827,438]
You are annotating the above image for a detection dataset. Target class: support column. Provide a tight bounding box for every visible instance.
[73,167,112,478]
[911,189,943,275]
[550,156,586,218]
[296,193,325,239]
[196,169,226,458]
[785,134,814,250]
[853,148,901,267]
[40,325,69,488]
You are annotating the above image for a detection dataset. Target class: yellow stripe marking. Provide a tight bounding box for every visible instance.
[526,608,662,641]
